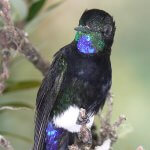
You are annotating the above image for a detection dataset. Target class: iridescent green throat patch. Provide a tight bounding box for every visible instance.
[75,31,105,54]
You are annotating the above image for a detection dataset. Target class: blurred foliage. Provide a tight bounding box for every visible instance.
[46,0,66,11]
[0,131,32,143]
[0,0,150,150]
[4,80,41,94]
[0,102,34,110]
[26,0,47,22]
[11,0,28,22]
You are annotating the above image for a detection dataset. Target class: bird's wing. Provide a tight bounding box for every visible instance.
[33,50,67,150]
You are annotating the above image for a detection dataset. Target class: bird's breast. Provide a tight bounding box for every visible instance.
[71,59,102,82]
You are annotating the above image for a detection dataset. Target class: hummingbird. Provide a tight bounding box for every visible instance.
[33,9,116,150]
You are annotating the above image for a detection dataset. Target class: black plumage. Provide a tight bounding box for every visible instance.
[33,9,116,150]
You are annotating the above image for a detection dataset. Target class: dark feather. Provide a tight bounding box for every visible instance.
[33,49,67,150]
[33,9,116,149]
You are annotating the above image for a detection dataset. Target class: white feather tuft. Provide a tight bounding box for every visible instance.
[53,105,94,132]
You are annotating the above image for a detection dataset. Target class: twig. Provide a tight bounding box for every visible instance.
[0,134,14,150]
[0,0,13,26]
[69,108,92,150]
[78,109,92,147]
[0,106,32,111]
[68,145,79,150]
[98,92,126,148]
[69,92,126,150]
[0,0,49,93]
[0,49,10,93]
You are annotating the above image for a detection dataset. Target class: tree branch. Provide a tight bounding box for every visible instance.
[69,108,92,150]
[0,0,49,93]
[98,92,126,148]
[0,49,10,93]
[69,92,126,150]
[0,135,14,150]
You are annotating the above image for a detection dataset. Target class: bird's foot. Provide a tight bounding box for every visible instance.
[76,108,90,125]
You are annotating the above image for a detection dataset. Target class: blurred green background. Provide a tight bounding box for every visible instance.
[0,0,150,149]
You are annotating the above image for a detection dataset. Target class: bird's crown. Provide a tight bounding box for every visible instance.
[75,9,116,54]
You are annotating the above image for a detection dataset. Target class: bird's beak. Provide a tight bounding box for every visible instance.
[74,26,91,33]
[74,26,82,31]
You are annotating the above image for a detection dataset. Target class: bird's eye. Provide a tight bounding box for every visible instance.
[103,24,112,37]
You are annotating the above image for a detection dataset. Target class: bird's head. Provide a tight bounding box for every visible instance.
[74,9,116,55]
